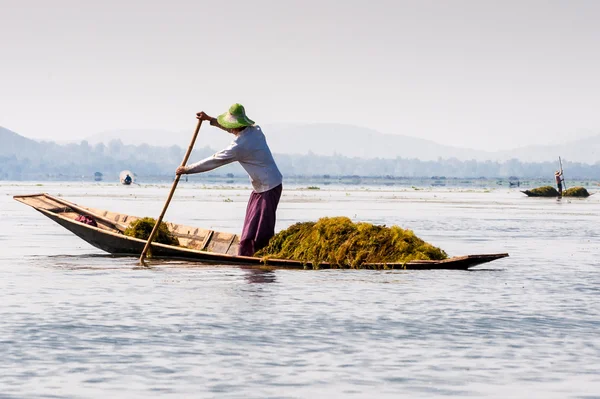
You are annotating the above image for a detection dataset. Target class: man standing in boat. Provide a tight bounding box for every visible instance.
[555,170,563,196]
[176,104,283,257]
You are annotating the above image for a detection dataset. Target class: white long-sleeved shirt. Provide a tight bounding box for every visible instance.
[185,125,283,193]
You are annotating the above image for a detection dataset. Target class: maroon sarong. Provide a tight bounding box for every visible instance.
[75,215,98,227]
[238,184,282,256]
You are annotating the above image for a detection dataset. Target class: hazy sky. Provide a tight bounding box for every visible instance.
[1,0,600,150]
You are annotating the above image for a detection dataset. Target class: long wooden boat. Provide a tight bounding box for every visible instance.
[521,187,592,197]
[14,193,509,270]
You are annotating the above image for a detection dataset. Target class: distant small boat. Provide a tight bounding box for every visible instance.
[522,186,591,198]
[119,170,134,185]
[13,193,510,270]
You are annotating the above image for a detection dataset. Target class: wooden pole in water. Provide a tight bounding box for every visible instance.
[139,119,203,266]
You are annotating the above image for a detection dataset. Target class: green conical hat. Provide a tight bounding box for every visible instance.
[217,103,255,129]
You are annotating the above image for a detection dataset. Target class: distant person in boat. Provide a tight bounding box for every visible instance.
[176,103,283,257]
[555,170,563,196]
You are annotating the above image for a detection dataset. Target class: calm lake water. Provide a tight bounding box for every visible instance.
[1,182,599,398]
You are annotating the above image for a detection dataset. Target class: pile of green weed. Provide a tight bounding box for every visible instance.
[255,216,447,268]
[522,186,559,197]
[124,217,179,246]
[563,187,590,197]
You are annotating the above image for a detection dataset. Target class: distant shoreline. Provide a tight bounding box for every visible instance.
[2,175,598,190]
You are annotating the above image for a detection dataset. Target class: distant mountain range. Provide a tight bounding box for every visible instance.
[0,126,215,179]
[3,124,600,180]
[85,123,600,164]
[0,126,43,156]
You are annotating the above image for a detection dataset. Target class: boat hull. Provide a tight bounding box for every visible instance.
[15,193,509,270]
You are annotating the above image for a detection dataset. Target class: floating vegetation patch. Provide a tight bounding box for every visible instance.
[563,186,590,197]
[124,217,179,246]
[255,216,447,268]
[522,186,559,197]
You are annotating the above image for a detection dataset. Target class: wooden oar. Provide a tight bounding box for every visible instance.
[139,119,203,266]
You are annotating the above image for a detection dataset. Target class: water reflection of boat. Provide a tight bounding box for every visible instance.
[14,193,509,270]
[430,176,446,187]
